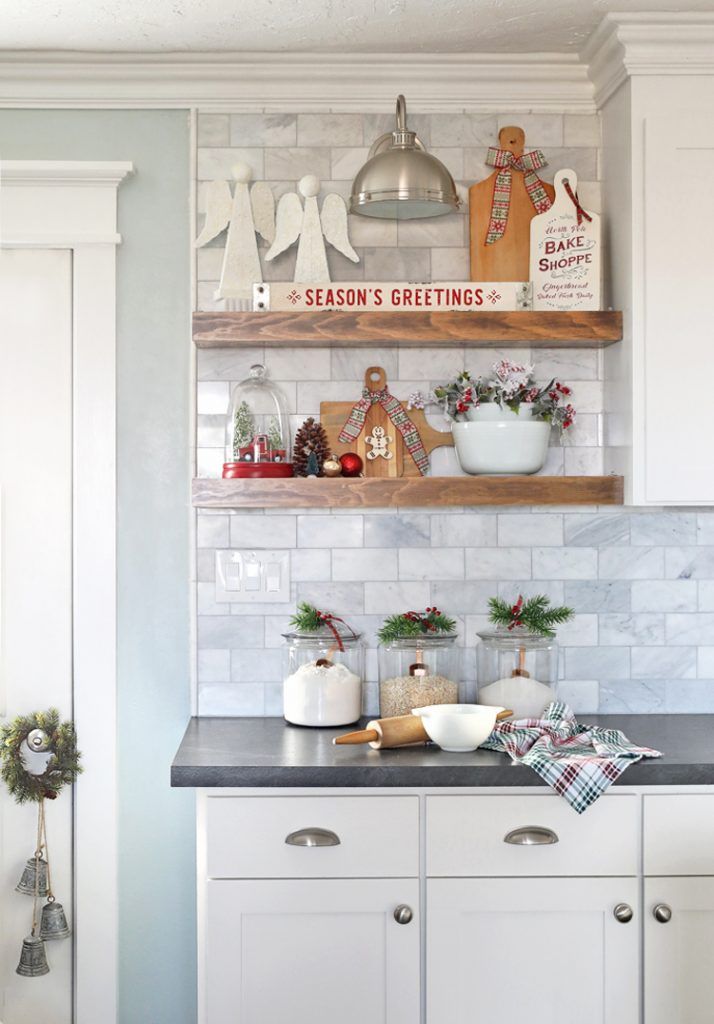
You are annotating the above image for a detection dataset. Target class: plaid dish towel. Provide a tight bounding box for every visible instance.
[482,701,662,813]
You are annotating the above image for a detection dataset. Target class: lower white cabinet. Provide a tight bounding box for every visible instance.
[427,877,639,1024]
[197,790,714,1024]
[203,878,420,1024]
[644,877,714,1024]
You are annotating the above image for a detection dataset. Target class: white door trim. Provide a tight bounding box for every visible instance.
[1,159,133,1024]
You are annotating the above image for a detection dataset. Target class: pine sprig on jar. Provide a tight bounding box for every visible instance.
[378,607,457,643]
[488,594,573,639]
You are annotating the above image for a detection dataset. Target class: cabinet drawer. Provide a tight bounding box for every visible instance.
[426,794,638,876]
[644,795,714,875]
[204,795,419,878]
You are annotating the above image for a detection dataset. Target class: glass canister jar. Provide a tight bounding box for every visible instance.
[476,628,558,719]
[378,635,460,718]
[223,363,293,479]
[283,626,364,727]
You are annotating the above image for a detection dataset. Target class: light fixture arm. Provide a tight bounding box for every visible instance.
[396,94,407,132]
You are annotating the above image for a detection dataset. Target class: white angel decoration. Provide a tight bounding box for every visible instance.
[265,174,359,282]
[195,162,275,303]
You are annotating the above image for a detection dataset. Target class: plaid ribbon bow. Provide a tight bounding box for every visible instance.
[338,386,429,475]
[482,702,662,813]
[485,147,553,245]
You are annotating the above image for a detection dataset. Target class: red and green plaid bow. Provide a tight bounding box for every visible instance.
[485,147,553,245]
[338,386,429,475]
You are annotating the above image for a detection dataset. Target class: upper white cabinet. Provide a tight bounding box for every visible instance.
[641,114,714,504]
[597,18,714,504]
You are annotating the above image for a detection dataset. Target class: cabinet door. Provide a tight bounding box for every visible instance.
[203,878,420,1024]
[643,115,714,503]
[645,877,714,1024]
[428,878,639,1024]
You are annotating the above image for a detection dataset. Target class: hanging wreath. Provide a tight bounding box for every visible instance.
[0,708,82,804]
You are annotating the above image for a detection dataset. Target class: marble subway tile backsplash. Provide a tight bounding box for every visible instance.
[195,507,714,717]
[192,107,714,719]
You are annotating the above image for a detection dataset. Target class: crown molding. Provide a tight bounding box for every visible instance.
[0,159,134,186]
[584,13,714,107]
[0,50,595,112]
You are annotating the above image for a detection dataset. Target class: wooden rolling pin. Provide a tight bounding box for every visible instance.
[334,709,513,750]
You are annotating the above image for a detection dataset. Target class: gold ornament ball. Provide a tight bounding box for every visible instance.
[323,455,342,477]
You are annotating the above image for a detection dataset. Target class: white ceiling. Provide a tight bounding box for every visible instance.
[1,0,712,53]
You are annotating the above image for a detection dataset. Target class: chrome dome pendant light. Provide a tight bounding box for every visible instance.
[350,95,460,220]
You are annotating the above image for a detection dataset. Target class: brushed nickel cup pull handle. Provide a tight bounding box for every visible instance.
[614,903,634,923]
[504,826,559,846]
[285,828,341,848]
[394,905,413,925]
[653,904,672,924]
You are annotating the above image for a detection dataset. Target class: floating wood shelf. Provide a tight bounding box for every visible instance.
[192,475,624,509]
[193,310,622,348]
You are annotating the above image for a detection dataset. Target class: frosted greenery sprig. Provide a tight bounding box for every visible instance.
[488,594,574,639]
[378,608,456,643]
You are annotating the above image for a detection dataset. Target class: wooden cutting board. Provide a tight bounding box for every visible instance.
[320,366,453,478]
[469,126,555,283]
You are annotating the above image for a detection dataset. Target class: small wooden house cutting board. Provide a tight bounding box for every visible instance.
[469,126,555,282]
[320,367,453,478]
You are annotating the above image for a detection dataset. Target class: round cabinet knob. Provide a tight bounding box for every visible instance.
[393,905,413,925]
[613,903,633,923]
[653,904,672,924]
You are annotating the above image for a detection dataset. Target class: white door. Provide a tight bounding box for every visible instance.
[645,877,714,1024]
[427,877,639,1024]
[643,114,714,503]
[203,878,420,1024]
[0,249,74,1023]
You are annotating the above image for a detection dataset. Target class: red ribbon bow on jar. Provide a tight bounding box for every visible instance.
[316,610,356,653]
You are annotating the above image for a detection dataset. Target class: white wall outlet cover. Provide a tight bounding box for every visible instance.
[215,549,290,604]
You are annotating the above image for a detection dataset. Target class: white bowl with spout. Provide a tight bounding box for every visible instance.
[411,704,505,752]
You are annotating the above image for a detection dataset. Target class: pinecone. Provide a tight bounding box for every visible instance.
[293,417,330,477]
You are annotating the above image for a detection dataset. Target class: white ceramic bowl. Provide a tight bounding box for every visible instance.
[411,704,505,752]
[451,419,551,475]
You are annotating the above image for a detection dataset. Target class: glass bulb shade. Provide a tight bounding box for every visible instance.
[351,95,459,220]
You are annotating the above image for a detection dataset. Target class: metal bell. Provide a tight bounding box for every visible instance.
[39,898,70,940]
[16,935,50,977]
[15,855,49,897]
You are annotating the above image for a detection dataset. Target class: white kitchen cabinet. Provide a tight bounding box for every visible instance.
[427,876,639,1024]
[196,788,714,1024]
[644,877,714,1024]
[202,877,420,1024]
[601,67,714,504]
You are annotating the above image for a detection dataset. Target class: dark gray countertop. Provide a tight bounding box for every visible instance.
[171,714,714,788]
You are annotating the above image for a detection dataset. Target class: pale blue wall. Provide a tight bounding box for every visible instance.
[0,110,195,1024]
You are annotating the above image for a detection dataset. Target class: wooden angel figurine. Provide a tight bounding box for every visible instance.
[195,162,275,302]
[469,126,555,282]
[265,174,359,282]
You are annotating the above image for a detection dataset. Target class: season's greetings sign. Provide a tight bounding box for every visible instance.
[530,169,601,311]
[253,281,532,312]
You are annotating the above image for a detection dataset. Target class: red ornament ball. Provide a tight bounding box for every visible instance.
[339,453,363,477]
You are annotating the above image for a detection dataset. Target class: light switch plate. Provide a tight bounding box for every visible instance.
[215,549,290,604]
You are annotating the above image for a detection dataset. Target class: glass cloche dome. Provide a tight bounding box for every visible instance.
[223,364,293,478]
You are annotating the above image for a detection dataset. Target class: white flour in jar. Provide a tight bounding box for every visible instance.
[478,676,553,720]
[283,660,362,726]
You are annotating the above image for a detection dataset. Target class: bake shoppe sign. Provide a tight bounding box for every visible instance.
[253,281,532,312]
[530,168,601,311]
